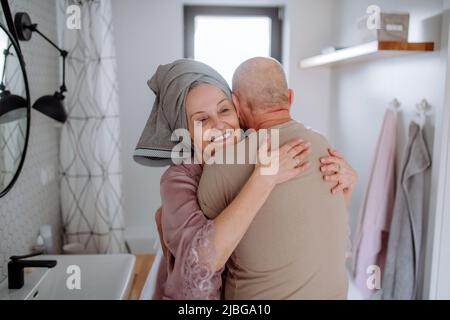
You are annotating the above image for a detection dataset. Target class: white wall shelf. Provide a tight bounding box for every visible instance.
[299,41,435,69]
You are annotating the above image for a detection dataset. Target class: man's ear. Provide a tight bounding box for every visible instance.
[232,93,241,117]
[287,89,295,107]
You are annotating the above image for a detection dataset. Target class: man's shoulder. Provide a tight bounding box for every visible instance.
[280,121,331,148]
[305,127,331,147]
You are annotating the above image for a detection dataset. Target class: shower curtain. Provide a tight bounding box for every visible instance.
[57,0,125,253]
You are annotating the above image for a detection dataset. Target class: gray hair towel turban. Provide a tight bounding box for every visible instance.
[133,59,231,167]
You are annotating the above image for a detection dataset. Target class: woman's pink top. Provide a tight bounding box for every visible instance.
[153,164,223,299]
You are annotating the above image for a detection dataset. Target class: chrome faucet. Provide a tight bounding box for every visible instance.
[8,252,57,289]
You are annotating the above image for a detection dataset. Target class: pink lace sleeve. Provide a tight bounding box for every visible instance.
[183,219,223,299]
[157,164,223,300]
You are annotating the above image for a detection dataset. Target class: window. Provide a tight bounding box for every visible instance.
[184,6,283,85]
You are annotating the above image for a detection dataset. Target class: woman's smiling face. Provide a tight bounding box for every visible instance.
[185,83,240,156]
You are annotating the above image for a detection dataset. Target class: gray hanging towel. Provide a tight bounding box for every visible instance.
[382,121,431,300]
[133,59,231,167]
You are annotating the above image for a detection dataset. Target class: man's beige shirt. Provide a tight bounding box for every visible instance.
[198,120,349,299]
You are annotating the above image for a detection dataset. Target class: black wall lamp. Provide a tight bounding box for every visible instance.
[14,12,68,123]
[0,42,28,123]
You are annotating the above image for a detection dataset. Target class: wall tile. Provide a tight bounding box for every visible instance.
[0,0,60,284]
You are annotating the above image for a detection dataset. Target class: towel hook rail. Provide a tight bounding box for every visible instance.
[414,99,431,127]
[389,98,401,110]
[416,99,431,114]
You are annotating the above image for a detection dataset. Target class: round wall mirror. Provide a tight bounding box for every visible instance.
[0,22,30,198]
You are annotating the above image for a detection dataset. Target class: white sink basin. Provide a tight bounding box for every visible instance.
[0,254,135,300]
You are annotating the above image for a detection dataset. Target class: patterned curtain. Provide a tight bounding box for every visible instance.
[57,0,125,253]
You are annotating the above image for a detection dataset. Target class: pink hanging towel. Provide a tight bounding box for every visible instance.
[353,109,398,299]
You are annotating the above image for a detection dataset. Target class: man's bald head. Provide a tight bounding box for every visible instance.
[232,57,289,110]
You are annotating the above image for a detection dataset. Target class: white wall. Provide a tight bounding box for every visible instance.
[111,0,334,252]
[111,0,182,252]
[328,0,448,298]
[423,0,450,300]
[285,0,334,136]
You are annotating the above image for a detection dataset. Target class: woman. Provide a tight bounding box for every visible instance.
[134,59,357,299]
